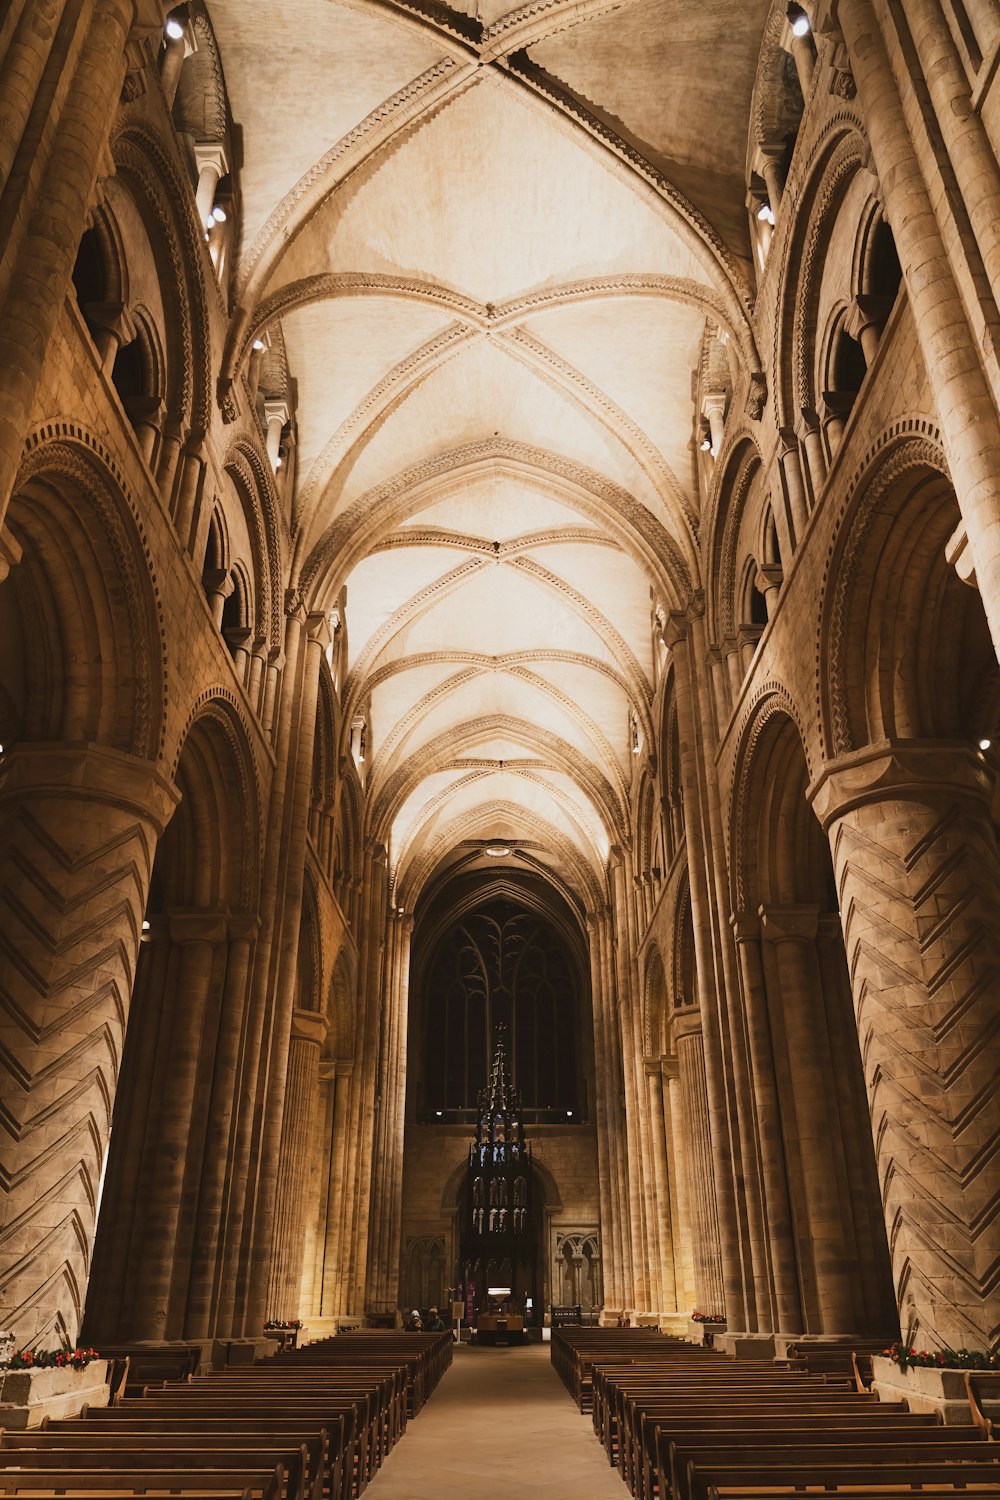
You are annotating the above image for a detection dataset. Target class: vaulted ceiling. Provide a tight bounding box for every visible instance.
[210,0,771,913]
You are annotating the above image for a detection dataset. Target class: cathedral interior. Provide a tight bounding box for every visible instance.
[2,0,1000,1392]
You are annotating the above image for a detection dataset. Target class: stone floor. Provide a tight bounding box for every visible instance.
[366,1340,625,1498]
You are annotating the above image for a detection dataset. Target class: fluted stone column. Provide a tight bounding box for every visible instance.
[811,744,1000,1348]
[367,910,412,1315]
[0,744,178,1344]
[321,1061,354,1317]
[645,1059,677,1311]
[759,905,860,1333]
[184,918,259,1338]
[662,1059,696,1311]
[609,849,653,1313]
[586,912,621,1311]
[268,1007,327,1317]
[597,904,635,1308]
[731,913,803,1334]
[671,1008,725,1316]
[245,611,329,1331]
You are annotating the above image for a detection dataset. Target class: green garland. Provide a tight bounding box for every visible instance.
[883,1341,1000,1372]
[1,1347,101,1371]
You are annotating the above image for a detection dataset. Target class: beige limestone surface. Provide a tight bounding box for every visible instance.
[366,1342,623,1499]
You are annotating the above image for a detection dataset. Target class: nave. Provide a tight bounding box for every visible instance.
[366,1342,623,1500]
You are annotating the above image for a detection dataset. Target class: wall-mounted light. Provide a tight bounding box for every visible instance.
[787,2,810,35]
[979,737,992,751]
[252,337,266,352]
[165,15,185,39]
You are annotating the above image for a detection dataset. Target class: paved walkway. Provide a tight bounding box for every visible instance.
[367,1341,625,1499]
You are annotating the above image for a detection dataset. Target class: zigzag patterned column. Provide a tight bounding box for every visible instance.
[811,745,1000,1350]
[0,745,177,1345]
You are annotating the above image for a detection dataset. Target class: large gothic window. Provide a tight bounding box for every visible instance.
[422,900,579,1115]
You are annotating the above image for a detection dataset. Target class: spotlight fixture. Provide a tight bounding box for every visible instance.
[211,204,227,223]
[787,2,810,36]
[700,434,712,452]
[979,737,992,750]
[252,337,266,352]
[566,1110,573,1118]
[436,1110,443,1117]
[165,15,185,39]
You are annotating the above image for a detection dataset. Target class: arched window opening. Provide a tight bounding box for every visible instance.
[72,228,107,318]
[421,900,581,1120]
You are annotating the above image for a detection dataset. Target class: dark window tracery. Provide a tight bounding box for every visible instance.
[423,900,579,1113]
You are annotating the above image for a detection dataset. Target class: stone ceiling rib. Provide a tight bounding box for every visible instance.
[299,441,694,605]
[208,0,775,912]
[370,715,628,842]
[365,661,629,805]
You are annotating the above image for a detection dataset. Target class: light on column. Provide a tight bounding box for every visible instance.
[979,738,992,751]
[165,15,185,39]
[787,2,810,35]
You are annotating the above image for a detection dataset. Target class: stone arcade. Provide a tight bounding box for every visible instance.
[0,0,998,1380]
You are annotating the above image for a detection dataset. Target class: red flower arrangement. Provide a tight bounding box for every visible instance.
[882,1341,1000,1372]
[264,1319,303,1330]
[691,1312,726,1324]
[2,1346,101,1370]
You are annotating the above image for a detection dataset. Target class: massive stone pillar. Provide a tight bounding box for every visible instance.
[0,0,136,528]
[671,1008,725,1316]
[267,1008,327,1318]
[811,745,1000,1349]
[0,744,177,1345]
[833,0,1000,653]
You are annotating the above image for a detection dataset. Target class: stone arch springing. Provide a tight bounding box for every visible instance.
[729,694,897,1338]
[1,435,164,759]
[820,435,1000,756]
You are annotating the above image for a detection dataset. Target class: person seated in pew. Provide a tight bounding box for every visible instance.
[424,1307,447,1332]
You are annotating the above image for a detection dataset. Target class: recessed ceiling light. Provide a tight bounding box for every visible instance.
[485,845,511,857]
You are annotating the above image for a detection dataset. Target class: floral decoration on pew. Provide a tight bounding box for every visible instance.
[0,1346,101,1370]
[883,1341,1000,1372]
[264,1319,303,1330]
[691,1312,726,1324]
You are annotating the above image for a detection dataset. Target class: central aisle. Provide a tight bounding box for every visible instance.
[366,1341,625,1499]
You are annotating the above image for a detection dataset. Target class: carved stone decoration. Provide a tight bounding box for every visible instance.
[744,371,767,422]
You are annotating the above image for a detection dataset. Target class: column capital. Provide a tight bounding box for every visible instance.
[729,909,761,942]
[670,1005,702,1045]
[168,910,230,946]
[758,903,820,944]
[306,610,332,649]
[0,744,179,834]
[808,742,991,829]
[193,140,229,179]
[794,404,820,440]
[291,1007,328,1045]
[0,526,23,583]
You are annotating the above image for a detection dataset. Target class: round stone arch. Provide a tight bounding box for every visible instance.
[642,944,669,1057]
[1,429,166,759]
[818,430,1000,758]
[772,121,868,432]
